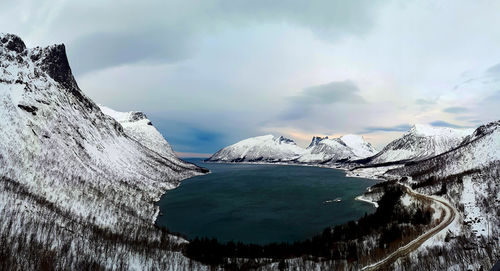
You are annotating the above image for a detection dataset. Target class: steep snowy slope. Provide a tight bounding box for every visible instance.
[206,135,305,162]
[99,105,181,160]
[0,34,207,269]
[0,33,204,225]
[391,121,500,179]
[341,134,378,158]
[362,124,472,165]
[298,134,377,163]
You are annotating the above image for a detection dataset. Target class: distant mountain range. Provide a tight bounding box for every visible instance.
[207,134,378,163]
[207,124,473,166]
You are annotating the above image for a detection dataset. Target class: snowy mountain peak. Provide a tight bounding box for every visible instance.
[207,134,304,162]
[465,120,500,143]
[298,134,376,163]
[339,134,377,158]
[390,119,500,185]
[365,124,473,164]
[408,123,433,135]
[207,132,378,164]
[308,136,328,148]
[99,105,147,123]
[1,33,96,112]
[98,105,176,157]
[407,123,472,137]
[275,135,296,145]
[37,44,79,91]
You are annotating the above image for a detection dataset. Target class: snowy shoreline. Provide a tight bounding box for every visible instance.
[355,195,379,208]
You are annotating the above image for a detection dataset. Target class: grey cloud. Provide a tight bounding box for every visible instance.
[443,106,468,114]
[486,90,500,100]
[67,30,194,75]
[52,0,385,74]
[486,63,500,74]
[457,118,482,124]
[359,124,411,134]
[429,120,467,128]
[281,80,365,120]
[415,98,436,105]
[293,80,365,105]
[216,0,383,37]
[280,104,313,121]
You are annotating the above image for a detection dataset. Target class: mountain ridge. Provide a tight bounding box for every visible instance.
[207,134,305,162]
[207,133,377,164]
[297,134,377,163]
[357,124,473,165]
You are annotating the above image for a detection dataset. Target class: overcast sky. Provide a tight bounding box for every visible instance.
[2,0,500,156]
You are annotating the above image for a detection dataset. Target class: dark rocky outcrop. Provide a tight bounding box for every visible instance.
[130,112,147,121]
[39,44,77,90]
[17,104,38,115]
[308,136,328,148]
[276,136,295,144]
[37,44,96,110]
[1,34,26,53]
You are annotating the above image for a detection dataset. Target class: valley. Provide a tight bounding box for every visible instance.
[0,32,498,270]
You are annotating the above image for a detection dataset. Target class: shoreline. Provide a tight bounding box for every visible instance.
[355,195,379,208]
[203,159,367,176]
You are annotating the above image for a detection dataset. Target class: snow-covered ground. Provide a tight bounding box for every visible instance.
[355,194,379,208]
[347,165,402,180]
[461,176,492,238]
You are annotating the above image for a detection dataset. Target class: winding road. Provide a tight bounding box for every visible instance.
[361,183,458,271]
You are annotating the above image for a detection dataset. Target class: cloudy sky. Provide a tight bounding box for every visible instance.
[2,0,500,156]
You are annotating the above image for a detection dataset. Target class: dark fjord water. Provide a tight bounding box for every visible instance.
[156,159,377,244]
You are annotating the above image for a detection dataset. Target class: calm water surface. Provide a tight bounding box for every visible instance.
[156,159,377,244]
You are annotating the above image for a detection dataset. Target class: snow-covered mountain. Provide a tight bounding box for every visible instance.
[206,135,305,162]
[297,134,377,163]
[99,105,180,160]
[362,124,473,165]
[0,33,207,269]
[391,120,500,179]
[207,133,376,164]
